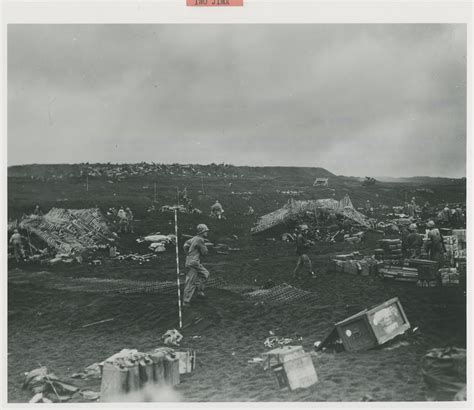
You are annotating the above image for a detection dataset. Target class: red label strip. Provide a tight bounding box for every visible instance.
[187,0,243,6]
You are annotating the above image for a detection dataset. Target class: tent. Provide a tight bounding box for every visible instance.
[251,195,370,234]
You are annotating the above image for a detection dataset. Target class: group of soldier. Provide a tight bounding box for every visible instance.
[116,207,134,233]
[8,193,463,310]
[402,220,448,267]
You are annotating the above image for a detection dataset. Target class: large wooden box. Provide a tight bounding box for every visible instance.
[175,350,196,374]
[163,355,180,386]
[261,345,305,371]
[273,354,318,391]
[335,297,410,352]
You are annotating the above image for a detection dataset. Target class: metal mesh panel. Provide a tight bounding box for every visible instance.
[18,208,111,254]
[244,283,317,305]
[35,275,227,295]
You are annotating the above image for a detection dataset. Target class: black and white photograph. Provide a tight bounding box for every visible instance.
[2,1,472,407]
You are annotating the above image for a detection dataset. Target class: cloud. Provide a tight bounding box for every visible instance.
[8,24,466,177]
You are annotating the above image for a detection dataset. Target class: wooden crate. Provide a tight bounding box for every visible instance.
[163,355,180,386]
[273,353,318,391]
[334,297,410,352]
[175,350,196,374]
[149,351,166,384]
[261,345,305,371]
[100,363,129,401]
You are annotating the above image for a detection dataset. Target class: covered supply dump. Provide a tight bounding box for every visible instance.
[14,208,111,255]
[251,196,370,234]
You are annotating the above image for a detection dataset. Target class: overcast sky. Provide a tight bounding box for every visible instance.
[8,24,466,177]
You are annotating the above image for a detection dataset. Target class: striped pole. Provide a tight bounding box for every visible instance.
[174,208,183,329]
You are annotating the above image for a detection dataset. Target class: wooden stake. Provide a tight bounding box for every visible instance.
[174,209,183,329]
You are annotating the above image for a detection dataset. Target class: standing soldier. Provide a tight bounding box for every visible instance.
[182,224,211,307]
[425,220,446,268]
[293,224,316,279]
[125,207,134,233]
[9,229,26,262]
[405,223,423,258]
[117,207,128,233]
[210,200,224,219]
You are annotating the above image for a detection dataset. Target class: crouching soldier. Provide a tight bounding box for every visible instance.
[182,224,211,307]
[293,224,316,279]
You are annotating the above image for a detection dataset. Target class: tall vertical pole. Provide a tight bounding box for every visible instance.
[174,209,183,329]
[201,176,204,194]
[86,174,89,192]
[177,187,180,205]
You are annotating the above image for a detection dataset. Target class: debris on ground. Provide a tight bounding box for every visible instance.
[71,362,102,379]
[160,204,202,214]
[421,347,466,401]
[79,390,100,401]
[382,340,410,351]
[360,393,375,401]
[248,357,264,364]
[263,334,303,348]
[23,366,79,403]
[162,329,183,346]
[136,233,176,253]
[115,253,157,262]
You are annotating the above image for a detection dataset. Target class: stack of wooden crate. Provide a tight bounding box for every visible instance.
[379,266,418,282]
[99,348,180,402]
[378,239,403,263]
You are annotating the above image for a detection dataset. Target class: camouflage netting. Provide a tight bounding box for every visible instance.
[8,272,228,295]
[15,208,111,255]
[251,195,369,234]
[243,283,318,305]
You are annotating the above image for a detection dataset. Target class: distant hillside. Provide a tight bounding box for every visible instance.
[376,176,466,185]
[7,163,336,180]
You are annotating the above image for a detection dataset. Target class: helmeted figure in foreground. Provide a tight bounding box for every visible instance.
[182,224,210,307]
[293,224,316,278]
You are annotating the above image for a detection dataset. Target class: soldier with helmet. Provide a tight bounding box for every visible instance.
[405,223,423,258]
[9,229,26,262]
[293,224,316,279]
[425,220,446,267]
[182,223,211,307]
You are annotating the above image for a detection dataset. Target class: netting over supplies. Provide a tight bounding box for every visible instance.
[243,283,317,305]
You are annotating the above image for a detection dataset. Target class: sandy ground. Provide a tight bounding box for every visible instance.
[7,171,467,402]
[8,252,466,402]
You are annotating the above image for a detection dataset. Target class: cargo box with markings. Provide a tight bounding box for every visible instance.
[318,297,410,352]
